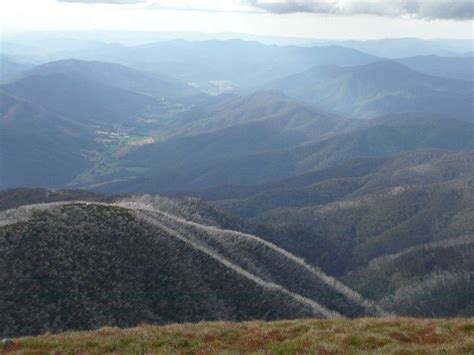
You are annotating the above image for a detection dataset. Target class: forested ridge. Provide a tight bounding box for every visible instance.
[0,193,381,337]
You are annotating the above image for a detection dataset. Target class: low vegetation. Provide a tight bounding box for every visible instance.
[4,318,474,354]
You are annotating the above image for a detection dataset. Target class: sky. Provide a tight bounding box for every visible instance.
[0,0,473,40]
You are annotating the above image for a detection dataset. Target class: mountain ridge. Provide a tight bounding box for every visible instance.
[266,60,474,120]
[0,193,382,337]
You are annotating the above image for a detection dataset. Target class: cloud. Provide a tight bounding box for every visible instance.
[145,3,260,14]
[55,0,474,19]
[243,0,474,20]
[243,0,335,14]
[57,0,258,12]
[58,0,144,4]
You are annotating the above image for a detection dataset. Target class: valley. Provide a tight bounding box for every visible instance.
[0,20,473,352]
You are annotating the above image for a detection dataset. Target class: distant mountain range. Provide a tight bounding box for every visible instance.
[1,57,473,191]
[0,59,199,127]
[313,38,474,58]
[56,40,379,87]
[28,59,198,99]
[395,55,474,81]
[2,73,160,125]
[266,61,474,120]
[4,33,472,57]
[2,38,472,87]
[0,59,199,188]
[7,48,474,191]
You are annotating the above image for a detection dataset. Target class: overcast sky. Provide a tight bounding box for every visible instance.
[1,0,473,39]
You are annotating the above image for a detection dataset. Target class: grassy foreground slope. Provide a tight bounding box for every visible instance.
[5,318,474,354]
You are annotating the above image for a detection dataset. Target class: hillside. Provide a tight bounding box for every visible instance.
[101,116,474,193]
[3,57,473,192]
[1,72,161,126]
[348,236,474,316]
[266,61,474,120]
[0,193,380,337]
[0,188,109,211]
[0,54,31,83]
[129,90,344,159]
[5,318,474,354]
[1,58,201,131]
[284,116,474,174]
[73,91,349,192]
[210,150,474,217]
[0,59,201,189]
[0,91,98,187]
[163,90,342,139]
[396,55,474,81]
[199,150,474,316]
[28,59,198,98]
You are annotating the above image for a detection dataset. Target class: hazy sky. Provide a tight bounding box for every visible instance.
[1,0,473,39]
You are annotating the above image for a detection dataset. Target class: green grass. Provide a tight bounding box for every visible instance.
[70,135,151,186]
[4,318,474,354]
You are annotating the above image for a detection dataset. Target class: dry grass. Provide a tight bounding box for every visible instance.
[4,317,474,354]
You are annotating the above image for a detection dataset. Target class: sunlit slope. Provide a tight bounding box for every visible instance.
[5,318,474,354]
